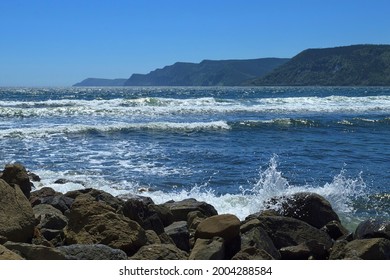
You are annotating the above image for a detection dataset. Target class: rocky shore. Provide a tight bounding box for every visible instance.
[1,163,389,260]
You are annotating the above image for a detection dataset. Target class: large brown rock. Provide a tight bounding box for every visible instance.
[330,238,390,260]
[265,192,340,229]
[129,244,188,260]
[195,214,241,259]
[0,179,36,243]
[195,214,240,241]
[64,193,146,256]
[163,198,217,221]
[256,215,333,250]
[1,163,32,198]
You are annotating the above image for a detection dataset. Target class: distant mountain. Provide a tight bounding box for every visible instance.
[251,44,390,86]
[73,78,127,87]
[124,58,289,86]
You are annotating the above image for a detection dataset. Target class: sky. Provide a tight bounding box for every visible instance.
[1,0,390,87]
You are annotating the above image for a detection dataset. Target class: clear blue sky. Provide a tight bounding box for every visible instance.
[1,0,389,86]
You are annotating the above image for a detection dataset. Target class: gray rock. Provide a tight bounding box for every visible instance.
[57,244,127,260]
[33,204,68,230]
[256,215,333,250]
[265,192,340,229]
[164,221,190,252]
[4,241,67,260]
[354,219,390,240]
[240,219,280,259]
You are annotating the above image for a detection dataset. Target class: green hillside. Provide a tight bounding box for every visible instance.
[124,58,289,86]
[251,45,390,86]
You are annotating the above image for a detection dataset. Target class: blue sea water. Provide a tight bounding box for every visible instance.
[1,86,389,226]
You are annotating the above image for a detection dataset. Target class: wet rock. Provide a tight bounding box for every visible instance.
[256,215,333,250]
[64,193,146,256]
[321,220,350,240]
[33,204,68,230]
[57,244,127,260]
[354,219,390,240]
[0,179,35,243]
[164,221,190,252]
[240,219,280,259]
[129,244,188,260]
[1,163,33,198]
[163,198,217,221]
[122,198,165,234]
[189,237,225,260]
[265,192,340,229]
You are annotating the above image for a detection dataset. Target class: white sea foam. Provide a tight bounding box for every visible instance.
[2,95,390,118]
[0,121,231,139]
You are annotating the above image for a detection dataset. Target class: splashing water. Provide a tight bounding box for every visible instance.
[143,155,370,223]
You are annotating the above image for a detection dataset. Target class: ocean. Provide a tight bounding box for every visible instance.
[1,86,389,228]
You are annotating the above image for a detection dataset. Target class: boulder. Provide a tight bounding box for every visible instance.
[145,230,161,245]
[265,192,340,229]
[1,163,32,198]
[4,241,67,260]
[256,215,333,250]
[321,220,350,240]
[57,244,127,260]
[354,219,390,240]
[33,204,68,230]
[279,240,328,260]
[164,221,190,252]
[64,193,146,256]
[0,179,35,243]
[232,247,274,260]
[195,214,241,259]
[0,244,24,260]
[195,214,240,241]
[330,238,390,260]
[30,187,61,205]
[163,198,217,221]
[240,219,280,259]
[189,237,225,260]
[30,188,74,214]
[65,188,123,212]
[122,198,165,234]
[129,244,188,260]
